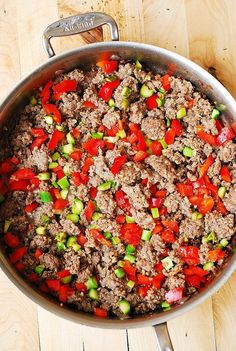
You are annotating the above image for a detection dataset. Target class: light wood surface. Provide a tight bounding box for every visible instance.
[0,1,235,350]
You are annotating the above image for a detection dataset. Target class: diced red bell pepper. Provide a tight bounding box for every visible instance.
[30,177,40,189]
[0,160,14,175]
[141,178,148,186]
[215,119,223,132]
[176,183,193,197]
[50,187,61,201]
[53,80,77,100]
[53,199,69,210]
[187,99,195,109]
[215,198,227,215]
[220,166,232,182]
[179,246,199,266]
[155,262,164,272]
[40,80,54,104]
[116,215,125,224]
[70,150,83,161]
[171,119,183,136]
[82,139,105,156]
[208,248,226,262]
[77,235,88,247]
[149,141,162,156]
[203,175,218,196]
[4,232,20,248]
[71,172,88,186]
[97,60,118,74]
[94,307,108,318]
[31,135,48,150]
[31,128,46,138]
[162,74,171,91]
[123,260,136,281]
[83,100,98,109]
[161,229,176,243]
[165,287,183,304]
[146,95,158,110]
[47,279,60,291]
[90,229,112,247]
[199,155,215,178]
[34,249,43,259]
[39,283,50,293]
[152,273,165,289]
[11,168,35,180]
[43,103,62,124]
[115,190,131,212]
[24,202,38,213]
[152,223,163,234]
[89,187,98,200]
[9,180,30,192]
[155,190,167,198]
[75,282,87,292]
[188,195,204,207]
[27,272,40,283]
[133,151,148,162]
[71,128,81,139]
[192,177,206,189]
[216,126,235,145]
[164,129,176,145]
[15,261,25,272]
[162,220,179,233]
[183,266,208,277]
[149,197,164,209]
[119,223,142,246]
[82,157,94,174]
[196,126,217,146]
[57,269,71,279]
[84,200,96,222]
[136,130,147,152]
[110,155,127,175]
[137,274,153,286]
[159,206,168,216]
[198,197,214,215]
[58,285,74,302]
[138,286,151,297]
[185,275,202,289]
[48,130,65,151]
[98,79,120,101]
[9,246,28,264]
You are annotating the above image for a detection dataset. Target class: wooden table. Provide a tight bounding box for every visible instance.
[0,1,235,350]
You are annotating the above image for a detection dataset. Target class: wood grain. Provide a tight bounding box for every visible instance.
[0,1,235,350]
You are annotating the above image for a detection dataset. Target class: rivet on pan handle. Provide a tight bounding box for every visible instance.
[43,12,119,58]
[154,323,174,351]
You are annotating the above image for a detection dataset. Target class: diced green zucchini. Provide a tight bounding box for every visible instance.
[72,198,84,215]
[125,245,135,254]
[211,108,220,120]
[66,132,75,144]
[88,288,99,300]
[44,115,53,125]
[192,211,203,221]
[57,176,70,190]
[111,237,121,245]
[121,86,132,98]
[159,139,168,149]
[125,215,135,223]
[177,107,187,119]
[37,172,51,180]
[118,299,130,314]
[216,104,227,112]
[161,256,174,271]
[40,191,52,203]
[203,262,214,271]
[91,132,104,139]
[48,162,59,169]
[156,97,165,107]
[218,186,226,199]
[117,260,125,268]
[151,207,159,219]
[183,146,194,157]
[92,212,101,221]
[121,98,129,110]
[66,213,79,223]
[135,59,142,69]
[40,214,49,224]
[35,265,45,275]
[140,84,154,98]
[85,276,98,290]
[56,125,64,131]
[127,280,135,289]
[124,254,136,263]
[56,232,67,242]
[60,189,69,199]
[36,226,46,235]
[108,98,116,107]
[61,275,72,284]
[219,238,229,247]
[114,268,125,278]
[166,118,171,128]
[116,129,126,138]
[104,231,112,239]
[61,144,74,154]
[97,181,112,191]
[52,152,60,161]
[202,231,216,243]
[57,242,66,251]
[141,229,152,241]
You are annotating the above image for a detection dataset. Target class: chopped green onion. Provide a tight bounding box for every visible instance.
[104,231,112,239]
[177,107,187,119]
[125,215,135,223]
[166,118,171,128]
[61,144,74,154]
[36,226,46,235]
[140,84,154,98]
[211,108,220,119]
[92,212,101,221]
[121,86,132,98]
[135,59,142,69]
[57,176,70,190]
[44,115,53,125]
[108,98,116,107]
[52,152,60,161]
[85,276,98,290]
[60,189,68,199]
[71,198,84,215]
[97,181,112,191]
[66,213,79,223]
[161,256,174,271]
[48,162,58,169]
[141,229,152,241]
[4,219,11,233]
[126,245,135,254]
[151,207,159,219]
[35,265,45,275]
[88,288,99,300]
[203,262,214,271]
[91,132,104,139]
[40,191,52,203]
[56,232,67,242]
[218,186,226,199]
[57,242,66,251]
[118,299,130,315]
[124,254,136,263]
[111,237,121,245]
[202,231,216,243]
[127,280,135,289]
[183,146,194,157]
[61,275,72,284]
[30,96,37,106]
[114,268,125,278]
[37,172,51,180]
[116,129,126,138]
[192,211,203,221]
[66,132,75,144]
[159,139,168,149]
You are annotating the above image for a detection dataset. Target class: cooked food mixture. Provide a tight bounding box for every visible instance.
[0,59,235,319]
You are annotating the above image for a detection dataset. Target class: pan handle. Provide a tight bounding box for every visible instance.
[154,323,174,351]
[43,12,119,58]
